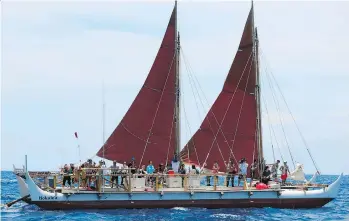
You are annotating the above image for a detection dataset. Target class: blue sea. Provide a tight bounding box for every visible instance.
[1,171,348,220]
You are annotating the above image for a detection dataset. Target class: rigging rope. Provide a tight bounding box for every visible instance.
[260,81,285,163]
[262,62,296,169]
[181,50,226,165]
[139,53,176,168]
[181,49,258,169]
[229,57,253,157]
[165,108,177,168]
[265,60,321,173]
[200,51,254,167]
[182,88,202,168]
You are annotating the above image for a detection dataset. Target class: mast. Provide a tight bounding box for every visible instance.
[252,2,264,170]
[102,80,106,159]
[174,0,181,156]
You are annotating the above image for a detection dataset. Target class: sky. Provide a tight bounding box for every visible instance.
[1,0,349,174]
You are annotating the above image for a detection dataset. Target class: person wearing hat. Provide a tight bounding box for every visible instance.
[279,161,290,185]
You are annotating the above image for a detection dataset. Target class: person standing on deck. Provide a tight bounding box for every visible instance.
[146,161,155,174]
[280,161,290,185]
[86,159,93,188]
[190,164,199,175]
[171,153,180,173]
[271,160,280,181]
[70,163,76,185]
[128,157,137,176]
[238,158,248,186]
[110,160,119,188]
[250,159,258,180]
[138,165,147,178]
[225,159,237,187]
[61,164,72,188]
[146,161,155,186]
[178,163,187,187]
[120,161,128,186]
[212,161,220,186]
[261,166,271,185]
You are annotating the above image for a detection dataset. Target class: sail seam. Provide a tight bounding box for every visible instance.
[143,85,176,94]
[121,123,153,144]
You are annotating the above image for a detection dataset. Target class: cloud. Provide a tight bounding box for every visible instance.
[1,1,349,174]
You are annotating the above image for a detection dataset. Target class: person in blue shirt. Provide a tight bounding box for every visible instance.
[146,160,155,186]
[146,161,155,174]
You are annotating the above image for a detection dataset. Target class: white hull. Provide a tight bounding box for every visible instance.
[22,172,343,209]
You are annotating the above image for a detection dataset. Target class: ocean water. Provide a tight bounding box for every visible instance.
[1,171,348,221]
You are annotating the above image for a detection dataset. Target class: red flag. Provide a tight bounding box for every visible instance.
[74,132,78,139]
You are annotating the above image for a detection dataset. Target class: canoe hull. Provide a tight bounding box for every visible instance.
[33,197,333,210]
[22,171,343,210]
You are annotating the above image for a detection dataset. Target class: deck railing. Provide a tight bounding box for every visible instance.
[15,167,326,193]
[24,167,252,193]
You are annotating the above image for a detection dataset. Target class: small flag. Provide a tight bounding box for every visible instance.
[74,132,78,139]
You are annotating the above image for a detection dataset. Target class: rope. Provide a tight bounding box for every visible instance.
[265,60,320,173]
[259,77,276,163]
[182,89,202,168]
[260,83,285,163]
[181,51,226,166]
[181,49,255,169]
[201,51,254,167]
[263,64,296,169]
[165,108,176,168]
[139,53,176,168]
[182,51,232,164]
[229,58,253,158]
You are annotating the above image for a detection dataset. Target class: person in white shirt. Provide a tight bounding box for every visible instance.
[171,156,180,173]
[120,161,128,186]
[238,158,249,186]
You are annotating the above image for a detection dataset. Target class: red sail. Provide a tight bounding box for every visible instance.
[97,6,177,167]
[180,8,257,173]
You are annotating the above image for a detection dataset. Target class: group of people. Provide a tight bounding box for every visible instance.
[60,159,106,189]
[261,160,290,185]
[204,157,249,187]
[60,155,291,190]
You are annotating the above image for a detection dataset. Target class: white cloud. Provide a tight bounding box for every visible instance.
[1,1,349,174]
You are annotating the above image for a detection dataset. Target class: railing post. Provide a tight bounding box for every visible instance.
[97,174,102,192]
[128,169,132,192]
[224,174,227,187]
[155,176,159,191]
[77,171,80,193]
[184,175,188,191]
[53,175,57,189]
[214,174,217,191]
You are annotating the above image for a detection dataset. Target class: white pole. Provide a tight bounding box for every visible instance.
[102,80,106,193]
[25,155,28,173]
[75,133,81,165]
[102,80,106,159]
